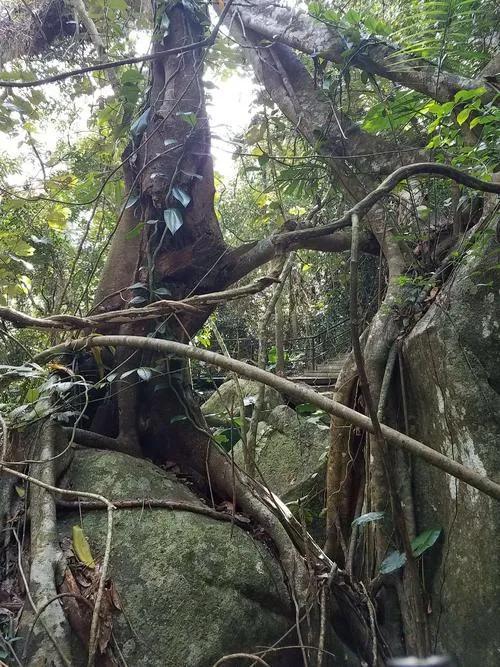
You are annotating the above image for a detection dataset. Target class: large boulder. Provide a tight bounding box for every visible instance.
[57,449,301,666]
[403,224,500,665]
[234,405,329,502]
[201,377,282,422]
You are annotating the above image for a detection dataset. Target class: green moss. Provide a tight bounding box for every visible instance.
[58,449,296,667]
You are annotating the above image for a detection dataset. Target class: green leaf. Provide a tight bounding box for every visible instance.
[177,111,197,127]
[137,367,153,381]
[72,526,95,568]
[47,205,70,231]
[11,240,34,257]
[160,12,170,37]
[129,295,147,305]
[172,186,191,207]
[108,0,128,10]
[163,208,183,234]
[351,511,385,527]
[170,414,188,423]
[130,107,150,141]
[380,550,407,574]
[181,170,203,180]
[345,9,362,24]
[454,87,487,103]
[8,93,34,116]
[125,194,140,209]
[120,71,142,87]
[295,403,317,415]
[267,345,277,364]
[456,107,471,125]
[411,528,442,557]
[154,286,171,296]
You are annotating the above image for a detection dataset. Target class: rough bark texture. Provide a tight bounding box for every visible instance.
[403,217,500,664]
[95,4,227,315]
[0,0,75,66]
[229,0,491,103]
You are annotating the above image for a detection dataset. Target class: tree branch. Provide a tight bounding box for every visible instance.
[0,0,235,88]
[0,276,278,331]
[231,163,500,280]
[33,335,500,502]
[227,0,493,103]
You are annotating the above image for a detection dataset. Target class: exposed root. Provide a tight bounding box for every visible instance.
[325,366,357,564]
[1,422,116,667]
[18,421,73,667]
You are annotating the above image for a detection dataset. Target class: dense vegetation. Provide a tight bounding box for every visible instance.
[0,0,498,664]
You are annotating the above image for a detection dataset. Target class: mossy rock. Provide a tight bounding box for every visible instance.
[234,405,329,503]
[201,378,282,422]
[57,449,300,666]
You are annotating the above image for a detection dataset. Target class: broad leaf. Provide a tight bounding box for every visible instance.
[130,107,150,141]
[177,111,197,127]
[72,526,95,569]
[351,511,385,527]
[411,528,442,557]
[172,186,191,208]
[164,208,183,234]
[129,295,147,305]
[137,367,153,381]
[380,550,407,574]
[124,194,140,209]
[154,286,171,296]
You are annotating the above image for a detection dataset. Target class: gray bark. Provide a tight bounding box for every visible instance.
[230,0,493,103]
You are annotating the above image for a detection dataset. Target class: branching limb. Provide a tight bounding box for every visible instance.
[223,0,493,103]
[0,276,278,332]
[229,163,499,281]
[0,0,236,88]
[34,335,500,501]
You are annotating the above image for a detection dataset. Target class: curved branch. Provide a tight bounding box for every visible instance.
[0,276,278,332]
[0,0,235,88]
[231,163,500,279]
[1,165,496,329]
[226,0,493,103]
[34,335,500,502]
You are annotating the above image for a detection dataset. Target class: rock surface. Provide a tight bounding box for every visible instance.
[404,224,500,665]
[201,377,282,421]
[57,449,300,666]
[234,404,329,501]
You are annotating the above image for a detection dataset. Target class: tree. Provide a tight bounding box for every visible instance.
[0,0,499,664]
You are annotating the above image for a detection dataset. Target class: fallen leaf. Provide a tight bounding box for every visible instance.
[72,526,95,569]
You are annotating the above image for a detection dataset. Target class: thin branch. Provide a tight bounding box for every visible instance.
[349,213,383,441]
[230,163,500,281]
[56,498,249,525]
[33,335,500,501]
[212,654,271,667]
[0,0,235,89]
[0,276,277,332]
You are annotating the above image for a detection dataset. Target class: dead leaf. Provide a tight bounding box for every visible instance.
[60,568,92,646]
